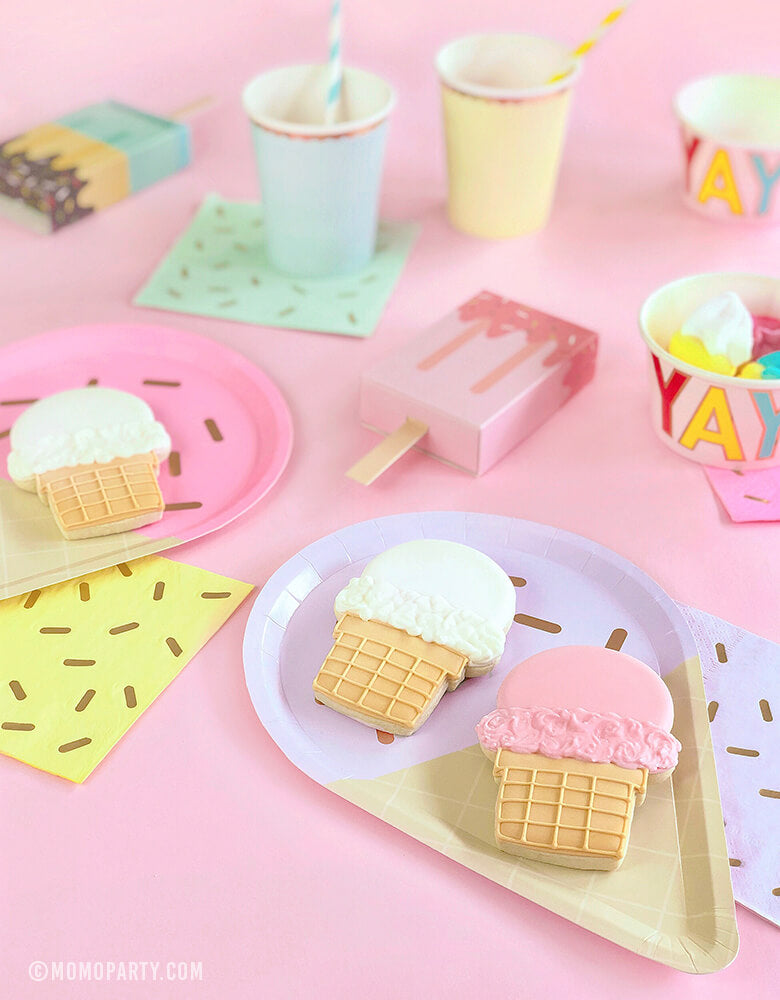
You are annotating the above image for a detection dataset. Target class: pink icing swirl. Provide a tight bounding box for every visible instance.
[476,706,680,774]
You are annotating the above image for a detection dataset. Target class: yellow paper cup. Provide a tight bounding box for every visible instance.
[639,273,780,469]
[436,34,581,239]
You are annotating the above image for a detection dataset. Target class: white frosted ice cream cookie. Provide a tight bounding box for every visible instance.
[314,539,516,736]
[7,387,171,540]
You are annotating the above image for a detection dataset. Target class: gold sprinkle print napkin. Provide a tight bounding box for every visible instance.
[680,604,780,927]
[133,194,419,338]
[0,555,253,782]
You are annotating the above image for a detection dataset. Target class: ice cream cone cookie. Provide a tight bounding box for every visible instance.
[7,387,171,540]
[314,540,516,736]
[476,645,680,871]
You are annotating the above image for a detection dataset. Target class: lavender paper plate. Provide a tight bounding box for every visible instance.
[243,512,696,785]
[242,512,738,973]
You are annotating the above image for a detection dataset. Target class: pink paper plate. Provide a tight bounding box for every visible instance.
[242,512,737,973]
[0,323,292,596]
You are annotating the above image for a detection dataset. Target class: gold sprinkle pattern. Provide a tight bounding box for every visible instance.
[205,419,223,442]
[166,637,183,657]
[58,738,92,753]
[760,699,773,722]
[606,628,628,651]
[726,747,759,757]
[108,622,139,635]
[24,590,41,609]
[513,613,562,634]
[715,642,727,663]
[75,690,96,712]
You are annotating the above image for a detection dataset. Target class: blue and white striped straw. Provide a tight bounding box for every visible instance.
[325,0,342,125]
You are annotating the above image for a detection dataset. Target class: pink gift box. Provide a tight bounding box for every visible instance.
[359,291,598,475]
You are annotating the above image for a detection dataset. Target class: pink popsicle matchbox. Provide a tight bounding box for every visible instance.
[348,291,598,483]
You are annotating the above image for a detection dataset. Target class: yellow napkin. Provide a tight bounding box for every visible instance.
[0,555,253,782]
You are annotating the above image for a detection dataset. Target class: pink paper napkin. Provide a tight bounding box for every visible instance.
[705,465,780,522]
[680,604,780,927]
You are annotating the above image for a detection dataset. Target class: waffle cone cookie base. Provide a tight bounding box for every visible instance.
[313,613,470,736]
[491,749,648,871]
[36,452,164,540]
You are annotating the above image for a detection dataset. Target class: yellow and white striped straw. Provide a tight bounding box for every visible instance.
[548,2,633,84]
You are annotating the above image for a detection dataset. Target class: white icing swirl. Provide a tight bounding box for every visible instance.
[8,419,171,480]
[334,575,506,666]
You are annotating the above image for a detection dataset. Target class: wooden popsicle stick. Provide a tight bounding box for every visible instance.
[168,96,216,121]
[347,418,428,485]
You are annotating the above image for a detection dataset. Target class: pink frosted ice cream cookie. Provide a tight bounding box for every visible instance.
[476,645,680,870]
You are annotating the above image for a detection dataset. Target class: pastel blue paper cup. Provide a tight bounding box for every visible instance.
[243,64,395,278]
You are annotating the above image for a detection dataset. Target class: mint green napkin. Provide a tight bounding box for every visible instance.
[134,194,419,337]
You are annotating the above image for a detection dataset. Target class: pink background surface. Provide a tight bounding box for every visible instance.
[1,1,779,997]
